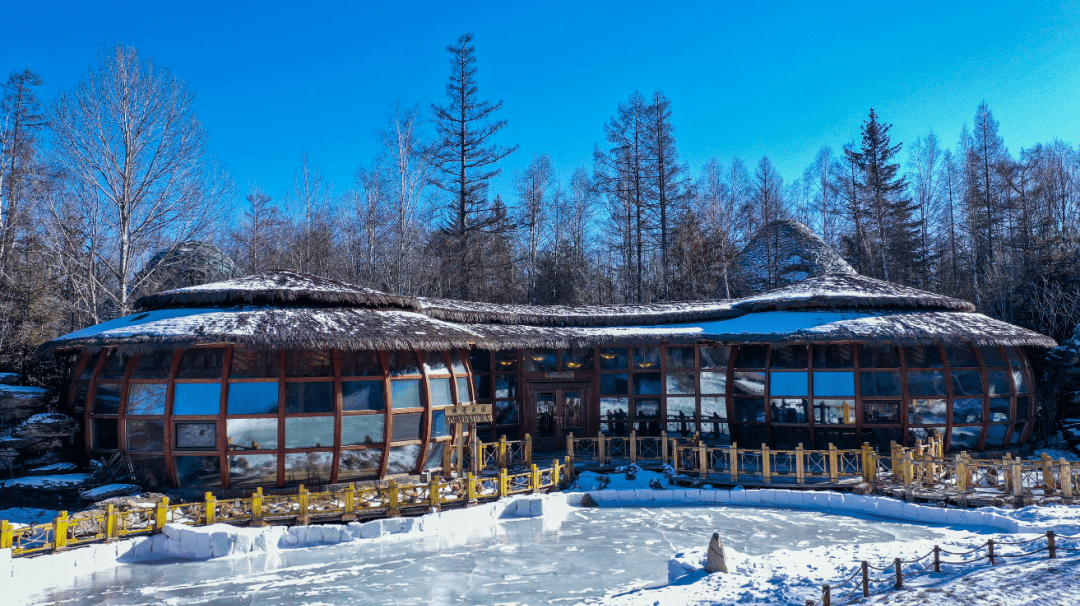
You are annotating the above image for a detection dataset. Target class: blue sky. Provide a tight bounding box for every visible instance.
[4,1,1080,213]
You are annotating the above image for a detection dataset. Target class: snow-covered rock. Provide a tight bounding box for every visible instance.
[0,385,51,425]
[79,484,141,501]
[2,473,90,490]
[12,413,78,440]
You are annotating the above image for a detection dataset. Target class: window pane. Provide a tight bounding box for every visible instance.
[906,371,946,396]
[342,414,384,445]
[732,371,764,396]
[448,350,467,375]
[80,351,103,379]
[732,424,767,446]
[342,381,385,411]
[945,345,979,368]
[132,351,174,380]
[770,398,808,423]
[285,350,332,377]
[425,441,446,472]
[390,379,421,409]
[863,401,900,423]
[175,422,217,449]
[633,372,661,395]
[227,382,279,415]
[908,426,946,445]
[985,424,1008,448]
[601,397,629,423]
[699,345,730,369]
[666,372,696,394]
[92,383,121,414]
[392,413,422,442]
[732,398,765,423]
[1012,369,1028,393]
[1010,423,1026,445]
[456,377,470,403]
[284,451,333,484]
[813,372,854,396]
[813,344,853,369]
[598,348,628,370]
[770,345,808,369]
[667,396,696,417]
[425,351,450,374]
[951,371,984,396]
[226,454,273,487]
[909,399,947,424]
[860,371,902,397]
[1017,395,1032,420]
[863,427,903,447]
[979,346,1007,367]
[177,348,225,379]
[129,455,168,487]
[952,398,983,424]
[601,373,628,395]
[633,347,661,370]
[770,372,808,396]
[700,371,726,394]
[98,351,132,381]
[285,416,334,448]
[494,350,518,372]
[178,456,222,487]
[340,351,383,377]
[386,444,421,474]
[772,426,810,450]
[561,348,594,371]
[987,370,1010,396]
[990,397,1010,422]
[127,419,164,451]
[230,350,278,379]
[949,427,981,451]
[127,384,166,415]
[173,383,222,415]
[386,351,421,376]
[634,399,660,418]
[1007,347,1024,367]
[904,345,942,368]
[429,377,453,408]
[859,344,900,369]
[285,381,334,413]
[815,428,857,449]
[93,418,119,449]
[432,409,450,438]
[666,347,695,370]
[470,349,492,373]
[474,375,492,400]
[814,399,855,424]
[701,396,726,419]
[492,374,519,399]
[733,345,767,369]
[227,418,278,450]
[524,349,557,372]
[73,383,89,411]
[495,400,518,425]
[339,448,381,480]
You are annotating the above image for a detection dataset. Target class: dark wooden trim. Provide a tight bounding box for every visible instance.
[163,349,183,486]
[277,349,286,486]
[377,350,392,478]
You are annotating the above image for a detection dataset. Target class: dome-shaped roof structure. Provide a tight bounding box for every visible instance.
[733,219,855,295]
[133,241,241,300]
[134,270,420,311]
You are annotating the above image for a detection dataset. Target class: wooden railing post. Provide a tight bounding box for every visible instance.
[54,511,69,551]
[429,476,442,510]
[861,560,870,597]
[955,454,968,494]
[762,444,771,482]
[466,473,477,505]
[822,584,831,606]
[471,433,481,475]
[894,557,903,589]
[934,545,941,572]
[388,480,401,516]
[499,468,509,497]
[566,432,575,464]
[105,504,119,542]
[730,442,739,482]
[525,433,533,469]
[902,452,914,488]
[795,443,805,484]
[860,443,871,482]
[1041,452,1055,491]
[205,492,217,525]
[297,486,309,525]
[343,483,356,520]
[988,539,995,565]
[598,432,606,465]
[660,430,668,463]
[155,496,170,531]
[0,520,11,549]
[1061,458,1073,501]
[531,464,541,492]
[553,458,563,486]
[672,443,680,475]
[1049,531,1057,559]
[1011,459,1023,497]
[443,438,453,476]
[890,440,899,474]
[630,430,638,464]
[456,430,465,476]
[828,444,839,483]
[498,435,507,469]
[697,442,707,478]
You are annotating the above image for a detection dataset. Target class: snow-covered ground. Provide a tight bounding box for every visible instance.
[7,470,1080,605]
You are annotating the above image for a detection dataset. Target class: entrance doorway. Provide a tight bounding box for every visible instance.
[529,383,588,450]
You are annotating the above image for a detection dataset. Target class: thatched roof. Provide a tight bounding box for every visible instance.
[134,270,418,311]
[732,219,856,295]
[42,270,1054,355]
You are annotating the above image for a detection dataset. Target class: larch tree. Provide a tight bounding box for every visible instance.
[646,90,689,301]
[514,153,555,303]
[752,155,786,288]
[48,44,227,321]
[429,33,517,300]
[0,69,46,276]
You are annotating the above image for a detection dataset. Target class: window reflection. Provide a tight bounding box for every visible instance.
[92,383,121,414]
[770,345,808,369]
[227,382,279,415]
[173,383,221,415]
[769,372,808,396]
[952,398,983,424]
[699,345,729,369]
[127,420,164,451]
[339,448,381,480]
[732,398,765,423]
[285,416,334,448]
[285,382,334,413]
[230,350,278,378]
[390,379,422,409]
[524,349,557,372]
[227,454,275,487]
[127,384,167,415]
[909,399,947,424]
[429,377,453,408]
[386,444,421,474]
[284,451,333,484]
[732,372,764,396]
[227,418,278,450]
[813,372,854,396]
[169,456,220,489]
[132,351,174,380]
[815,399,855,424]
[341,381,385,411]
[341,414,384,445]
[770,398,807,423]
[949,427,981,451]
[863,401,900,423]
[666,346,695,370]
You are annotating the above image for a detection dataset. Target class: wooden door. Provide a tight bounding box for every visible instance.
[530,383,587,450]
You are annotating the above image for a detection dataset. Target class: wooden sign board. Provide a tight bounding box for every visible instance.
[446,403,492,423]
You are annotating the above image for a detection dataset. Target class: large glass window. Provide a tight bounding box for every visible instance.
[392,413,423,441]
[177,348,225,379]
[813,344,853,369]
[666,372,696,394]
[227,418,278,450]
[815,399,855,424]
[342,381,385,411]
[633,373,661,395]
[699,345,729,369]
[666,347,695,370]
[173,383,221,415]
[340,351,383,376]
[177,456,222,487]
[598,348,627,370]
[906,371,946,396]
[860,372,902,397]
[341,414,384,445]
[813,372,854,396]
[285,416,334,448]
[285,382,334,413]
[285,351,332,377]
[429,377,453,408]
[390,379,422,409]
[904,345,942,368]
[127,384,167,415]
[227,382,279,415]
[950,371,984,396]
[339,448,381,480]
[770,372,808,396]
[230,350,278,378]
[92,383,121,414]
[732,398,765,423]
[524,349,556,372]
[174,422,217,449]
[732,372,764,396]
[952,398,983,424]
[601,373,629,395]
[909,399,947,424]
[770,345,808,369]
[860,344,900,369]
[633,347,661,370]
[127,420,164,451]
[132,351,173,380]
[770,398,807,423]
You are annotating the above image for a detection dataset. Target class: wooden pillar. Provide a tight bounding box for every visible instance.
[861,561,870,596]
[795,443,805,484]
[698,442,707,478]
[1011,458,1023,497]
[343,483,356,520]
[429,476,442,510]
[762,444,771,483]
[598,432,606,465]
[1061,458,1073,501]
[894,558,903,589]
[155,496,170,531]
[105,504,119,542]
[730,442,739,482]
[661,430,668,464]
[828,444,839,483]
[531,464,541,492]
[297,486,309,526]
[205,492,217,525]
[498,435,507,469]
[566,432,575,465]
[54,511,69,551]
[525,434,533,469]
[1049,531,1057,559]
[498,468,509,497]
[0,520,11,549]
[1042,452,1055,491]
[466,473,477,505]
[471,433,481,475]
[388,480,401,516]
[630,430,638,464]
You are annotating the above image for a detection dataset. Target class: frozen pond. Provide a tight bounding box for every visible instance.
[31,505,979,605]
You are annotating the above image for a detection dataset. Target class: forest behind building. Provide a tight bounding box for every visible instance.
[3,37,1080,382]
